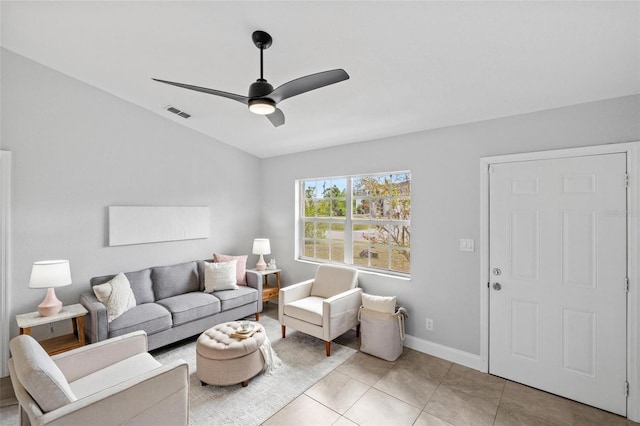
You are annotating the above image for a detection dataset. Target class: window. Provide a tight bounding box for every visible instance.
[299,172,411,276]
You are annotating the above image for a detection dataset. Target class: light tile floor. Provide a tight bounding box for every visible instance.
[1,303,636,426]
[263,317,635,426]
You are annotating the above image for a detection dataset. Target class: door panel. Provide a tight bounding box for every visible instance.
[489,153,627,415]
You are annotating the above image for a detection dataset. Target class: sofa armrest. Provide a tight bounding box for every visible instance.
[246,270,264,313]
[37,360,189,426]
[278,279,314,323]
[323,288,362,341]
[53,331,148,382]
[79,292,108,343]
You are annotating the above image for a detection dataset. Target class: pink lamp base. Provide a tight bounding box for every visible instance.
[38,287,63,317]
[256,254,267,271]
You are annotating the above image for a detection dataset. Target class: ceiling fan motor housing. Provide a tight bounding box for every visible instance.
[248,79,274,98]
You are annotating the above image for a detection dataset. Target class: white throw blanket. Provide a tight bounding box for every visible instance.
[259,338,282,375]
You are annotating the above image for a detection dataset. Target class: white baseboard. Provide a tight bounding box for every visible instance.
[403,334,483,371]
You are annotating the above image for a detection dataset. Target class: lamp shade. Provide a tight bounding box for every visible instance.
[29,260,72,289]
[252,238,271,255]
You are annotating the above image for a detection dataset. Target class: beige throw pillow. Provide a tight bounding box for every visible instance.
[92,272,137,322]
[204,260,239,292]
[362,293,396,314]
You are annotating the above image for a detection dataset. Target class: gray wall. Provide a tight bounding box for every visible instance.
[261,94,640,355]
[3,47,639,358]
[1,49,262,339]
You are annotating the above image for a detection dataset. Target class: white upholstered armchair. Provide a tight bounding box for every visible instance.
[279,264,361,356]
[8,331,188,426]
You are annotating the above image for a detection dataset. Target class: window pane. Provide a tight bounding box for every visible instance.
[304,181,318,198]
[390,225,411,249]
[331,240,344,262]
[316,199,331,217]
[304,200,316,217]
[369,248,389,269]
[390,198,410,220]
[353,198,369,218]
[370,198,385,219]
[352,177,367,196]
[332,200,346,218]
[315,242,330,260]
[365,175,388,196]
[304,222,314,239]
[353,225,370,245]
[391,173,411,196]
[304,239,315,257]
[332,178,346,194]
[315,222,330,239]
[392,249,411,273]
[353,243,371,267]
[367,224,390,245]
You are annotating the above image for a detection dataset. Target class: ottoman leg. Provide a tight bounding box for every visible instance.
[242,380,249,387]
[201,381,207,386]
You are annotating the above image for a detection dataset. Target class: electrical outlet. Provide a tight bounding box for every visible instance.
[425,318,434,331]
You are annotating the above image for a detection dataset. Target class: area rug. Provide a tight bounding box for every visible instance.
[152,312,357,425]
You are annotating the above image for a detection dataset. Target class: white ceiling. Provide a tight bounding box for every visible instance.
[2,1,639,158]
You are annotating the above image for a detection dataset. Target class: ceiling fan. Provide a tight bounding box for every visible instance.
[153,30,349,127]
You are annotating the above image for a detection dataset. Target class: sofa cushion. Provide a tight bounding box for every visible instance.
[213,253,248,285]
[152,261,199,300]
[213,286,258,311]
[156,293,221,326]
[9,335,77,412]
[284,296,324,326]
[91,268,154,304]
[69,353,161,399]
[204,260,239,292]
[108,303,172,338]
[310,264,358,299]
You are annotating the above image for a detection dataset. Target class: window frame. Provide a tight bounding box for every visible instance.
[297,171,411,278]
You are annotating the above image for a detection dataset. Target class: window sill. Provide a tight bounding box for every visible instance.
[295,258,411,281]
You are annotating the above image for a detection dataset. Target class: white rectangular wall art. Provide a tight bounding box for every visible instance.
[108,206,209,246]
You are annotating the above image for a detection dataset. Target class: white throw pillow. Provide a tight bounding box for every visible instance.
[204,260,239,292]
[92,272,137,322]
[362,292,396,314]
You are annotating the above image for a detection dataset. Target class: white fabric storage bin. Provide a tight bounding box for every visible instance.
[358,306,407,361]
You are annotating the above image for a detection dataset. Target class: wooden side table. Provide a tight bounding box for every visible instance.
[16,303,88,355]
[250,268,282,303]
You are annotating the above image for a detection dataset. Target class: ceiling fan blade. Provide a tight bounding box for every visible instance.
[266,108,285,127]
[152,78,250,105]
[268,69,349,104]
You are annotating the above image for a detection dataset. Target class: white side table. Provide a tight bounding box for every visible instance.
[250,268,282,303]
[16,303,88,355]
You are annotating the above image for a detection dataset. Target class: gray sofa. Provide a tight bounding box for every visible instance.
[80,260,263,350]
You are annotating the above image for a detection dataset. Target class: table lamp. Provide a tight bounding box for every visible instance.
[29,260,72,316]
[252,239,271,271]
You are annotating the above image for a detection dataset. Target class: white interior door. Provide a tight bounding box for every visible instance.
[489,153,627,415]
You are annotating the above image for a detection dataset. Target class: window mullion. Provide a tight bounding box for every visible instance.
[345,177,353,265]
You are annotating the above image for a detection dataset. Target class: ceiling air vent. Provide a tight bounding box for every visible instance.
[165,105,191,119]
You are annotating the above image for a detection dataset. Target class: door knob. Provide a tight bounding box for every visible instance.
[492,282,502,291]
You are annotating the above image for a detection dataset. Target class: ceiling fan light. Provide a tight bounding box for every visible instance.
[248,99,276,115]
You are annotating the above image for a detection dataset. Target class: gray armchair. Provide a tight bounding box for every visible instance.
[8,330,188,426]
[279,264,361,356]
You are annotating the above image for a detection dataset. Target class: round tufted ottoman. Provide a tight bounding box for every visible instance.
[196,321,266,387]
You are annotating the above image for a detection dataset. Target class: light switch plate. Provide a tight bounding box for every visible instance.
[459,239,475,252]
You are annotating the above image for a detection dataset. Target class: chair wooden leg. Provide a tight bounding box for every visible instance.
[255,312,260,321]
[325,341,331,357]
[356,324,361,337]
[281,325,286,338]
